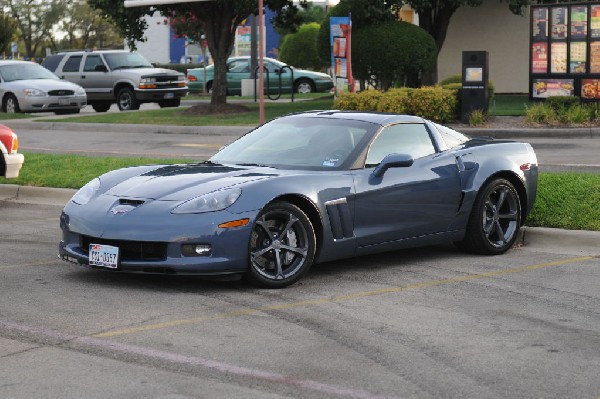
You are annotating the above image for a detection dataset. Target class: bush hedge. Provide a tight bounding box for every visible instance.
[280,23,322,71]
[334,86,458,123]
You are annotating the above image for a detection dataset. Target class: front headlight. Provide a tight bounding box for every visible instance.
[140,77,157,84]
[315,76,332,81]
[23,88,46,97]
[75,87,86,96]
[71,178,100,205]
[172,188,242,214]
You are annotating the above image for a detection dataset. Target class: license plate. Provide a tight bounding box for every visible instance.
[164,93,175,99]
[58,97,70,105]
[89,244,119,268]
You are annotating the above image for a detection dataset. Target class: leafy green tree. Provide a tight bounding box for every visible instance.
[279,23,321,70]
[89,0,306,106]
[0,11,16,54]
[57,0,122,51]
[275,2,325,38]
[0,0,66,58]
[352,21,436,90]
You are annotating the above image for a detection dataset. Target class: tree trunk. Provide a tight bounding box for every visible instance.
[418,4,458,86]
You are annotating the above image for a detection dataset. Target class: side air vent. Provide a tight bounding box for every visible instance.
[325,197,354,240]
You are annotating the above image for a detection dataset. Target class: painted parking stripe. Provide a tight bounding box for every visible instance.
[94,255,596,338]
[0,319,401,399]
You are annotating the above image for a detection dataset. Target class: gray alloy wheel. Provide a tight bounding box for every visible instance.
[247,202,316,288]
[294,79,314,94]
[117,88,140,111]
[4,95,20,113]
[458,178,521,255]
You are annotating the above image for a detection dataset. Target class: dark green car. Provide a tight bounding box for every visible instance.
[186,56,333,95]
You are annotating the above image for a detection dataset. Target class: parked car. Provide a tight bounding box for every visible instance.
[186,56,334,95]
[0,60,86,114]
[0,124,24,178]
[42,50,188,112]
[59,111,538,288]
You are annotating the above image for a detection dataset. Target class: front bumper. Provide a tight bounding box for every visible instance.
[19,95,87,113]
[134,87,189,101]
[3,153,24,178]
[58,205,259,275]
[315,80,334,92]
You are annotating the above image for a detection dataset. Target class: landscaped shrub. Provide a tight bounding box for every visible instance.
[525,101,593,125]
[438,74,495,103]
[545,96,580,111]
[559,104,592,124]
[525,103,556,124]
[280,23,322,71]
[409,87,458,123]
[334,86,458,122]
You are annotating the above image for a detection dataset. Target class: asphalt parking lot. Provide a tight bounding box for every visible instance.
[1,197,599,399]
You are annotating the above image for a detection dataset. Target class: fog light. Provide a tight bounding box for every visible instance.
[182,244,212,257]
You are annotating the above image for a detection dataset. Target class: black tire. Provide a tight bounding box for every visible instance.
[294,79,315,94]
[92,102,112,112]
[3,94,20,113]
[158,99,181,108]
[246,202,316,288]
[117,87,140,111]
[457,178,521,255]
[206,81,213,94]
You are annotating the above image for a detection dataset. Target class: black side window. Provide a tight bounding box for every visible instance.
[366,123,436,166]
[63,55,83,72]
[84,55,104,72]
[41,55,63,72]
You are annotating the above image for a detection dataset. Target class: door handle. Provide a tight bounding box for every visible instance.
[81,75,86,79]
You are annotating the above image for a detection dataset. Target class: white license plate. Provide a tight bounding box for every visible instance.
[58,98,70,105]
[164,93,175,99]
[89,244,119,268]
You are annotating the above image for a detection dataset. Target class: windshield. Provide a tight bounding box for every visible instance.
[104,52,153,70]
[0,63,59,82]
[210,116,376,170]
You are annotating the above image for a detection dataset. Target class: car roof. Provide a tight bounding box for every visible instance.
[0,60,37,66]
[284,110,426,126]
[53,49,134,55]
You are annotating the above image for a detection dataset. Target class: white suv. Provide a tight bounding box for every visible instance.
[42,50,188,112]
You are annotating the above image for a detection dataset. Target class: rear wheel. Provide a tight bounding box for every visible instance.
[3,94,20,113]
[117,87,140,111]
[457,178,521,255]
[247,202,316,288]
[206,81,213,94]
[158,99,181,108]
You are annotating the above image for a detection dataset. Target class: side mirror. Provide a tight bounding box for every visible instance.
[372,153,413,178]
[94,64,108,72]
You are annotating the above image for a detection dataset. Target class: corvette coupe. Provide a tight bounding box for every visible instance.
[59,111,538,288]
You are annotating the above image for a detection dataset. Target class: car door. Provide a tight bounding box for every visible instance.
[226,59,250,95]
[57,54,83,86]
[81,54,113,101]
[264,61,292,93]
[352,122,462,248]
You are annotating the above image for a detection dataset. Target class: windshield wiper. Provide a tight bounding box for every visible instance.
[236,163,274,168]
[111,65,131,70]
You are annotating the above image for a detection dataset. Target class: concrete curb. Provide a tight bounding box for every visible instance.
[2,184,598,255]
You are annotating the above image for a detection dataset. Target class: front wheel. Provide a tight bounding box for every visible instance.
[247,202,316,288]
[294,79,315,94]
[92,102,111,112]
[3,94,20,113]
[457,178,521,255]
[117,88,140,111]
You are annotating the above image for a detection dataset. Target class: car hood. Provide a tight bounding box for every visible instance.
[3,78,84,91]
[104,163,278,201]
[295,68,331,79]
[117,68,183,78]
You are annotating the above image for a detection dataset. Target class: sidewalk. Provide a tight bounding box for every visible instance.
[1,183,599,257]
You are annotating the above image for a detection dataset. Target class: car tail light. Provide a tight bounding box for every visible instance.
[187,75,197,82]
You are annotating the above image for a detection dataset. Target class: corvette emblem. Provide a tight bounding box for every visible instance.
[111,204,136,215]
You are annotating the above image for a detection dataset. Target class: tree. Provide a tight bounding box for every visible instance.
[279,23,321,70]
[0,11,16,54]
[0,0,66,58]
[88,0,305,106]
[57,1,122,51]
[275,2,325,38]
[352,21,436,90]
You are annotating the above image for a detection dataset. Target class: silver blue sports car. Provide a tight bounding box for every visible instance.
[59,112,538,288]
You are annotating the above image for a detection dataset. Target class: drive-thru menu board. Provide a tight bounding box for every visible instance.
[530,2,600,100]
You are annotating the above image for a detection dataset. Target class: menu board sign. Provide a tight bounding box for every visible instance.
[570,42,587,73]
[532,79,574,98]
[592,5,600,38]
[551,42,567,73]
[551,7,568,39]
[533,8,549,40]
[591,41,600,73]
[571,6,588,39]
[532,43,548,73]
[582,79,600,99]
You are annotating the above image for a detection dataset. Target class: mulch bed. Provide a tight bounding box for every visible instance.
[178,103,251,116]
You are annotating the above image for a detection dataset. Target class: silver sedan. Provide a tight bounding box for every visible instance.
[0,60,86,114]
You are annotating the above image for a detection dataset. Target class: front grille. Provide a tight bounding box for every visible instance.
[81,235,167,261]
[154,76,181,83]
[48,90,74,96]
